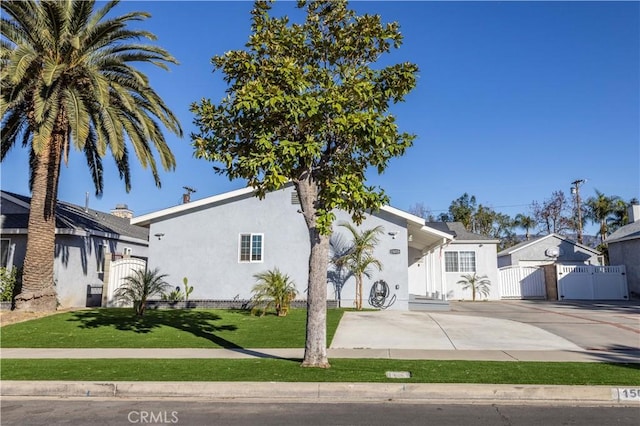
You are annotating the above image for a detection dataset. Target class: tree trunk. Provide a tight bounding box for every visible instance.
[15,132,63,312]
[356,275,363,310]
[296,176,330,368]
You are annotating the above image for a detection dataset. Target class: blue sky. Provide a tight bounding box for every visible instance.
[2,1,638,235]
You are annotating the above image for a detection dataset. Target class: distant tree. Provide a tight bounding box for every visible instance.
[191,0,417,368]
[531,191,572,235]
[407,202,436,221]
[447,193,477,231]
[514,214,536,240]
[585,190,622,243]
[609,197,638,234]
[1,0,182,312]
[115,268,170,317]
[335,223,384,310]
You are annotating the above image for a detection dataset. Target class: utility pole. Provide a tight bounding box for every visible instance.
[571,179,585,244]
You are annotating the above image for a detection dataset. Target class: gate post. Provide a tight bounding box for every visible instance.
[543,264,558,300]
[101,258,111,307]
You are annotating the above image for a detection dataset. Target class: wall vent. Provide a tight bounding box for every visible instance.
[291,192,300,205]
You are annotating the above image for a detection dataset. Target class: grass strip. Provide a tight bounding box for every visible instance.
[0,308,343,348]
[2,359,639,385]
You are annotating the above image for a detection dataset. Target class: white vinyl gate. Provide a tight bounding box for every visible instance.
[499,266,546,299]
[557,265,629,300]
[106,257,147,307]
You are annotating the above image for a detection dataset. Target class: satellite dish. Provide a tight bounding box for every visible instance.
[545,247,560,257]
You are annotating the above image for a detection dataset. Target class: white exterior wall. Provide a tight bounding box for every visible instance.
[442,242,500,301]
[146,187,411,310]
[54,234,148,308]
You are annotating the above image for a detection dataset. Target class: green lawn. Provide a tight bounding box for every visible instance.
[2,359,639,385]
[0,308,344,348]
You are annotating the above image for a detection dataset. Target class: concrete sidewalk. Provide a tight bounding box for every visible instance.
[3,347,640,363]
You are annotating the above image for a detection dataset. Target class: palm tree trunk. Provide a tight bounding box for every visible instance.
[15,133,63,312]
[356,275,363,310]
[297,175,330,368]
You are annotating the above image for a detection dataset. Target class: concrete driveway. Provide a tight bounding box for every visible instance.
[330,300,639,352]
[446,300,640,352]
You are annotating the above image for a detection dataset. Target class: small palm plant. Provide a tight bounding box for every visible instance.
[336,223,384,310]
[251,269,298,317]
[457,273,492,301]
[114,268,170,316]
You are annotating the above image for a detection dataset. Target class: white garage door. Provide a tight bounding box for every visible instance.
[557,265,628,300]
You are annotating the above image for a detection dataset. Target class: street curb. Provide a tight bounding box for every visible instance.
[2,381,638,406]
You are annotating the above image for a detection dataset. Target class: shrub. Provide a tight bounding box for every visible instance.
[114,268,170,316]
[457,273,491,301]
[0,267,21,303]
[251,268,297,317]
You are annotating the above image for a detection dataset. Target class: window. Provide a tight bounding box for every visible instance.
[123,247,132,256]
[444,251,476,273]
[0,239,10,268]
[239,233,263,262]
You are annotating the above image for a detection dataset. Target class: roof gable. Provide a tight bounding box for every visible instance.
[498,233,600,256]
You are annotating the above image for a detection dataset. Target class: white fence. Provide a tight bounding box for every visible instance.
[105,257,147,307]
[499,266,546,299]
[557,265,628,300]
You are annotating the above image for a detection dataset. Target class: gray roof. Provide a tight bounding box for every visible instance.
[425,221,498,242]
[606,220,640,244]
[497,235,547,256]
[1,190,148,241]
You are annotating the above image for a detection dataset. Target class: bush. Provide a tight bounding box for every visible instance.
[251,268,297,317]
[0,267,21,303]
[114,268,170,316]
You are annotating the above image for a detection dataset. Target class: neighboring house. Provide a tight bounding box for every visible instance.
[0,191,149,307]
[417,222,500,301]
[497,233,601,268]
[606,205,640,297]
[132,185,458,310]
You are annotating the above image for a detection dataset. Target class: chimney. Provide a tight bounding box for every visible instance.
[629,204,640,223]
[182,186,196,204]
[84,192,89,212]
[111,204,133,220]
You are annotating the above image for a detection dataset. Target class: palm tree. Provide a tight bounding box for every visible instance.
[457,273,491,301]
[1,1,182,311]
[585,190,621,244]
[251,269,298,317]
[336,223,384,310]
[114,268,170,316]
[514,214,536,240]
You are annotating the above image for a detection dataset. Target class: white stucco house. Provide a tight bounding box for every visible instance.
[606,205,640,297]
[497,233,601,268]
[132,185,503,310]
[0,190,149,308]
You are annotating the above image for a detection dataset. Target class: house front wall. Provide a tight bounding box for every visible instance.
[442,242,500,300]
[54,234,148,307]
[608,239,640,297]
[146,187,410,310]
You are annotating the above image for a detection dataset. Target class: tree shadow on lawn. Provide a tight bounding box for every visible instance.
[68,309,301,362]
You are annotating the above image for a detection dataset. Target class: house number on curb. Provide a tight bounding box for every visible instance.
[616,388,640,401]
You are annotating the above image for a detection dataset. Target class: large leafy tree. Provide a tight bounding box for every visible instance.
[1,0,182,311]
[191,0,417,367]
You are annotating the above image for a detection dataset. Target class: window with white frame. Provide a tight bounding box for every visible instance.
[123,247,132,256]
[239,233,263,262]
[444,251,476,273]
[0,239,10,268]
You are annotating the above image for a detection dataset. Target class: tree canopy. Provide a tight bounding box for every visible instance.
[191,0,418,367]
